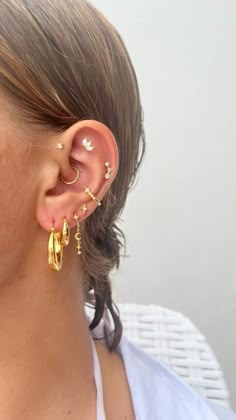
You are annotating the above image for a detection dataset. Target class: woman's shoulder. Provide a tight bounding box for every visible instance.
[115,334,236,420]
[86,306,235,420]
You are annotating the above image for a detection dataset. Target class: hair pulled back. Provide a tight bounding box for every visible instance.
[0,0,145,350]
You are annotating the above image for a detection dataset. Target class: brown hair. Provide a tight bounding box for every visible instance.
[0,0,145,350]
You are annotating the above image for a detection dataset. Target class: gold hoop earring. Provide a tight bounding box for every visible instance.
[73,212,82,255]
[48,224,63,271]
[60,167,80,185]
[83,185,101,206]
[61,217,70,246]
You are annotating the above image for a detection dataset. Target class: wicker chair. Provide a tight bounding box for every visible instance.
[117,303,231,409]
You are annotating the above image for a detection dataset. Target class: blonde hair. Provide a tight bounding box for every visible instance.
[0,0,145,350]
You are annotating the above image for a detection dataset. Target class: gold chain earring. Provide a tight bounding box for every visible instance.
[48,222,63,271]
[61,217,70,246]
[73,212,82,255]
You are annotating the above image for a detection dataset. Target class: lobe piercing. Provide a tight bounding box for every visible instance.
[72,212,82,255]
[81,204,88,213]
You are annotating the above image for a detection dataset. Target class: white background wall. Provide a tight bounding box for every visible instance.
[93,0,236,407]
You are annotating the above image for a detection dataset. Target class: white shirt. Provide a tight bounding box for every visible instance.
[88,308,236,420]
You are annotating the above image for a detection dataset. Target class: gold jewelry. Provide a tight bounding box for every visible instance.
[48,223,63,271]
[82,137,94,151]
[60,166,80,185]
[83,185,101,206]
[81,204,88,214]
[56,142,65,150]
[61,217,70,246]
[73,212,82,255]
[104,162,112,179]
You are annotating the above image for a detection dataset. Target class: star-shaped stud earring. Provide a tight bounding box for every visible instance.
[56,142,65,150]
[81,204,88,214]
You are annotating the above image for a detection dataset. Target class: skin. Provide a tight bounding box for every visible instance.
[0,92,135,419]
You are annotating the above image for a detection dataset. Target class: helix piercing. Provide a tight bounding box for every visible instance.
[104,162,112,179]
[81,204,88,214]
[61,217,70,246]
[83,185,101,206]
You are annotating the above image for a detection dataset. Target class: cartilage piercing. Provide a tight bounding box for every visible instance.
[82,137,94,152]
[104,162,112,179]
[83,185,101,206]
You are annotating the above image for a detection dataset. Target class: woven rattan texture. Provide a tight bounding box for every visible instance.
[117,303,231,409]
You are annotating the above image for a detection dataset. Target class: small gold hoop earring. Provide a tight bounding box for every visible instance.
[83,185,101,206]
[60,167,80,185]
[48,223,63,271]
[61,217,70,247]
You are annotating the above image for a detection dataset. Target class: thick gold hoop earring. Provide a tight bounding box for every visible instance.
[48,224,63,271]
[60,167,80,185]
[61,217,70,246]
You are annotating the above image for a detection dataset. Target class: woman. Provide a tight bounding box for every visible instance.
[0,0,235,418]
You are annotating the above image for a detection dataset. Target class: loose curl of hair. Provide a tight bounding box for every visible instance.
[0,0,146,350]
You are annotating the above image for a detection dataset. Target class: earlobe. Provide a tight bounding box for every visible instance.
[36,119,119,233]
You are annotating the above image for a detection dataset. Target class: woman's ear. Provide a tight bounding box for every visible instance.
[36,120,119,231]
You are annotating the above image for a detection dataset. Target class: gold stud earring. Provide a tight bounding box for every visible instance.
[56,142,65,150]
[83,185,101,206]
[60,167,80,185]
[104,162,112,179]
[73,212,82,255]
[82,137,94,151]
[48,222,63,271]
[61,217,70,246]
[81,204,88,214]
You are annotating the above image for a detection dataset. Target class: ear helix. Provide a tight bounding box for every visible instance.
[48,138,112,271]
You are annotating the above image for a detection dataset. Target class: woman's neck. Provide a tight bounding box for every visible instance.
[0,246,97,418]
